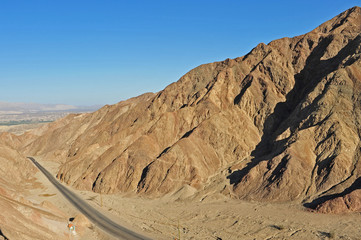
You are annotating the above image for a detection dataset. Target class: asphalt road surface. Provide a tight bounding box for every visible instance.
[28,157,151,240]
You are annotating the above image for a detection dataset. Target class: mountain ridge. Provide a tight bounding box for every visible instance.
[3,6,361,214]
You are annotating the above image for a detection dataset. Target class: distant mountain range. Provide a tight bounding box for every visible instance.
[0,101,101,114]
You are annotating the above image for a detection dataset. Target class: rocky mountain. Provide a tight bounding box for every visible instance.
[6,6,361,214]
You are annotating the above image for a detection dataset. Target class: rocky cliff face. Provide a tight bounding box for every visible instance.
[15,7,361,213]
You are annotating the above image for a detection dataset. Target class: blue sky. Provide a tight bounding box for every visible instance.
[0,1,359,105]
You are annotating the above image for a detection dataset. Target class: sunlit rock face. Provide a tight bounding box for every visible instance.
[16,7,361,214]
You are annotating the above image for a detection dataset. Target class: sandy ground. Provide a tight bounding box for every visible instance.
[92,196,361,240]
[31,157,361,240]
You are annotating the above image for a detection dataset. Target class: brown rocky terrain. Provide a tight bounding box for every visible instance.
[1,6,361,221]
[0,145,68,239]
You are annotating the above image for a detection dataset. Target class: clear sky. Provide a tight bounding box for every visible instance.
[0,0,359,106]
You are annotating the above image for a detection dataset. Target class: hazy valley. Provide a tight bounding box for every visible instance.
[0,102,99,135]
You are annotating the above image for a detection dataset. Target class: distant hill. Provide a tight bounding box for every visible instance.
[0,101,100,114]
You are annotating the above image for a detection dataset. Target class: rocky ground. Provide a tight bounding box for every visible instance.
[0,123,48,135]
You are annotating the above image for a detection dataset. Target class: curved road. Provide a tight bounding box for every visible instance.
[28,157,151,240]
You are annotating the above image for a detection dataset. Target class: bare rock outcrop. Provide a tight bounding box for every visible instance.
[13,6,361,213]
[316,189,361,214]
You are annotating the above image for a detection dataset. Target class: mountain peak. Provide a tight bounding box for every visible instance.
[339,5,361,22]
[314,6,361,34]
[348,6,361,13]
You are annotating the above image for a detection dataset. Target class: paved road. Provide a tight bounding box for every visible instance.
[28,157,151,240]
